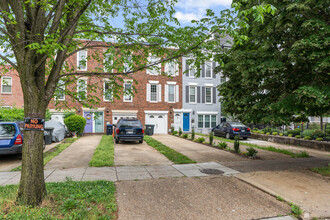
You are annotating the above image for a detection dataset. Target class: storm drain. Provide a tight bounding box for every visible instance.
[200,169,224,175]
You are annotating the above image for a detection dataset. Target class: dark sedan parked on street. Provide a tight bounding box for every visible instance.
[212,122,251,140]
[114,118,144,144]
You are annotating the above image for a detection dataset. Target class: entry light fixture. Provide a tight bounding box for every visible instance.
[106,108,109,113]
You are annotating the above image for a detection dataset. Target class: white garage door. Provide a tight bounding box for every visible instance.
[145,113,167,134]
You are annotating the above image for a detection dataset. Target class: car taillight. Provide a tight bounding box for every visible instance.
[232,128,240,132]
[247,128,250,131]
[142,129,144,134]
[116,128,119,134]
[14,134,23,145]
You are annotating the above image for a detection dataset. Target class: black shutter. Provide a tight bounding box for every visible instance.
[213,87,217,103]
[185,60,189,77]
[202,86,205,103]
[201,64,205,78]
[213,62,216,78]
[197,86,201,103]
[186,86,189,103]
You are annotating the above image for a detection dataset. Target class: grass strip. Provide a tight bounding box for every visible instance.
[311,163,330,176]
[196,133,309,158]
[144,135,196,164]
[89,135,114,167]
[11,138,78,172]
[0,180,117,219]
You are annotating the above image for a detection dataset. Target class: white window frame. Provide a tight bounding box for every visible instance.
[167,85,176,103]
[77,50,87,71]
[189,63,196,78]
[205,87,212,104]
[189,86,197,104]
[150,84,158,102]
[198,114,217,128]
[1,106,12,109]
[205,61,213,79]
[147,55,161,75]
[55,79,65,101]
[165,61,178,76]
[104,51,113,73]
[77,78,87,101]
[124,54,132,73]
[103,80,113,102]
[1,76,12,94]
[123,80,133,102]
[147,81,161,103]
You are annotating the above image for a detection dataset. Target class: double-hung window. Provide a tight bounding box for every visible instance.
[147,55,161,75]
[104,81,112,101]
[168,85,175,102]
[1,77,12,94]
[55,80,65,100]
[198,115,217,128]
[124,81,133,102]
[77,79,87,101]
[124,55,132,73]
[189,86,196,103]
[205,87,212,104]
[77,50,87,71]
[104,52,114,73]
[147,81,161,103]
[165,61,178,76]
[150,84,157,102]
[205,61,212,78]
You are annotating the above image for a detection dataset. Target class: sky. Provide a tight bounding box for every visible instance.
[174,0,232,23]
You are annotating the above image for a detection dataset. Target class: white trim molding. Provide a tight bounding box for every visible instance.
[112,110,138,113]
[149,80,159,84]
[205,83,214,87]
[173,109,192,113]
[144,110,168,114]
[196,111,218,115]
[82,107,106,111]
[167,81,177,85]
[188,82,198,86]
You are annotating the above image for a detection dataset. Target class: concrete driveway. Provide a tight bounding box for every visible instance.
[114,141,172,166]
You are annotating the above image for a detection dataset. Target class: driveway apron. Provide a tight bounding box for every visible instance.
[114,141,172,166]
[45,135,102,170]
[151,135,248,163]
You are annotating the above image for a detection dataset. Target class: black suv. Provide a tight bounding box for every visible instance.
[114,119,144,144]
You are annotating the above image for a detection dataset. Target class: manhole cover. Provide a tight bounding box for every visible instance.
[200,169,224,175]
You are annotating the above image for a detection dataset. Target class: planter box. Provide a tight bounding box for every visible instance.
[251,133,330,152]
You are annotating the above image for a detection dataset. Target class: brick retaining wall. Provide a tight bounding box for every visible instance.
[251,133,330,152]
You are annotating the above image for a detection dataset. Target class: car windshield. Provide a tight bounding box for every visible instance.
[119,120,142,128]
[0,124,16,137]
[229,122,246,127]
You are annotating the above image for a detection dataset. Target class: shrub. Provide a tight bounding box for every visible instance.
[197,137,204,143]
[218,142,228,149]
[172,131,178,135]
[303,129,315,137]
[315,138,323,141]
[312,129,324,138]
[179,127,182,137]
[246,147,258,158]
[287,128,301,137]
[64,114,86,134]
[272,132,278,135]
[295,135,301,138]
[182,133,188,139]
[266,132,270,135]
[303,136,312,140]
[64,112,76,119]
[234,135,240,153]
[260,131,265,134]
[279,133,283,136]
[288,134,293,137]
[0,108,52,121]
[171,126,175,134]
[191,128,195,140]
[209,132,214,145]
[262,127,272,133]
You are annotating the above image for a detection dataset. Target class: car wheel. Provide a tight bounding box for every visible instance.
[139,139,143,144]
[115,138,119,144]
[225,133,230,139]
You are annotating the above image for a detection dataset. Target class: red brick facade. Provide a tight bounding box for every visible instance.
[0,67,24,108]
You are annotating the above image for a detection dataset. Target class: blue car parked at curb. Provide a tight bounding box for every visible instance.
[114,118,144,144]
[0,122,23,155]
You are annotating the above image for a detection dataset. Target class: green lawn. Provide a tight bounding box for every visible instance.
[11,138,79,172]
[0,180,117,219]
[196,133,309,158]
[144,136,196,164]
[89,135,114,167]
[311,164,330,176]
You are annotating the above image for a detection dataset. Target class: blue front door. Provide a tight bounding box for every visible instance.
[183,113,190,132]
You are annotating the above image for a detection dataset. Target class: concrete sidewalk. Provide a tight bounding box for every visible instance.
[0,162,240,186]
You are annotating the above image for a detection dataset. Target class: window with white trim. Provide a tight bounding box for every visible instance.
[77,79,87,101]
[77,50,87,71]
[205,61,212,78]
[198,115,217,128]
[147,55,161,75]
[165,61,178,76]
[147,83,161,102]
[124,55,132,73]
[168,85,175,102]
[104,81,112,101]
[189,86,196,103]
[1,106,12,109]
[55,80,65,100]
[1,76,12,94]
[150,84,157,102]
[124,81,133,102]
[205,87,212,104]
[104,52,113,72]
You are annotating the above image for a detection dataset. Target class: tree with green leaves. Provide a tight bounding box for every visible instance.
[0,0,275,206]
[218,0,329,127]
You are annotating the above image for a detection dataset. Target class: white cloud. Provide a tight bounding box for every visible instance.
[174,0,232,23]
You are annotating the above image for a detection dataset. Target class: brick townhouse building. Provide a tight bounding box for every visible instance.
[0,43,183,134]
